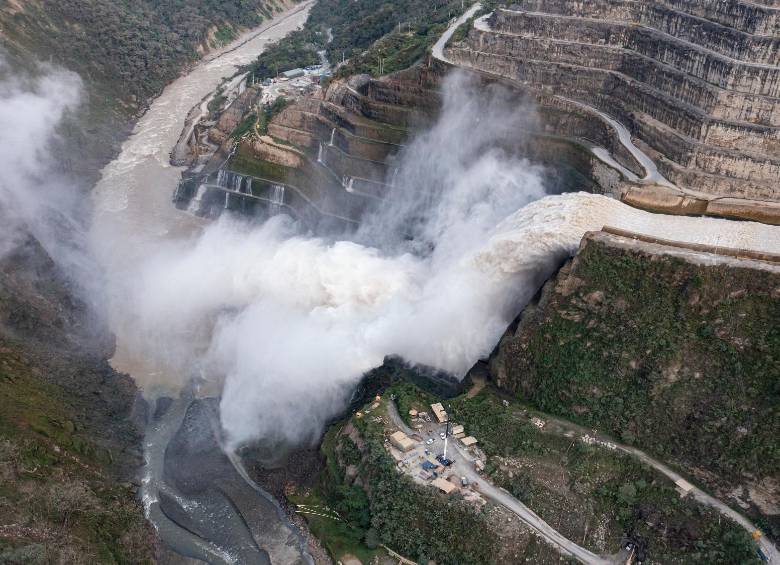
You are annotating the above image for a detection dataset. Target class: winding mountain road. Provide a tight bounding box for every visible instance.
[433,4,679,191]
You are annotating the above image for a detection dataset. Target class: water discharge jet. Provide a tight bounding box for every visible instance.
[86,10,780,555]
[100,69,780,451]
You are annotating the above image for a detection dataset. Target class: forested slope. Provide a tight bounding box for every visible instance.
[0,236,155,564]
[1,0,291,104]
[0,2,297,561]
[0,0,294,186]
[248,0,470,80]
[492,231,780,536]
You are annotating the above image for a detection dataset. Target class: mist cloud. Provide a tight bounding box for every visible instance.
[129,67,780,449]
[121,72,547,448]
[0,56,87,278]
[8,57,778,456]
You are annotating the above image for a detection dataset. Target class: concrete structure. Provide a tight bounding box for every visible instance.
[451,424,465,435]
[432,477,458,494]
[461,436,478,447]
[430,402,448,423]
[390,430,416,452]
[282,68,305,79]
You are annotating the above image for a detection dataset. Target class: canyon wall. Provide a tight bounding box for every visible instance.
[0,236,155,562]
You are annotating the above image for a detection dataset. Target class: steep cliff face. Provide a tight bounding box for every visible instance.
[0,235,155,563]
[491,230,780,535]
[447,0,780,201]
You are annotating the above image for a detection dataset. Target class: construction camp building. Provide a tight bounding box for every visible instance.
[430,402,448,423]
[389,430,416,453]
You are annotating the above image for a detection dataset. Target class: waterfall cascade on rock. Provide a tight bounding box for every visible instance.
[270,184,285,215]
[187,185,208,214]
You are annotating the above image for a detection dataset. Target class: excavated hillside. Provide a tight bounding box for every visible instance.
[181,65,653,223]
[491,230,780,537]
[446,0,780,203]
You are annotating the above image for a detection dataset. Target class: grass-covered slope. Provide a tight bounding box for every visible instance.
[448,387,760,563]
[492,231,779,531]
[247,0,472,82]
[292,381,563,565]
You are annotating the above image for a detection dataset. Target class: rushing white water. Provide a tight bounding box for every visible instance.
[90,2,313,390]
[187,184,208,214]
[270,184,285,214]
[90,2,779,451]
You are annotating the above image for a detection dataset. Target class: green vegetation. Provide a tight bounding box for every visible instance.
[386,381,438,427]
[288,487,381,564]
[447,387,760,562]
[231,112,258,139]
[302,396,504,564]
[208,87,228,115]
[250,29,323,81]
[335,25,448,78]
[311,0,465,65]
[230,142,293,181]
[230,96,288,140]
[260,97,290,135]
[0,238,153,563]
[287,425,382,563]
[2,0,279,104]
[0,0,284,188]
[246,0,471,81]
[0,344,154,564]
[343,413,501,565]
[496,237,780,508]
[213,25,238,47]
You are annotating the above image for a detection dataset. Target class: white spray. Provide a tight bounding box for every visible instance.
[115,72,780,449]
